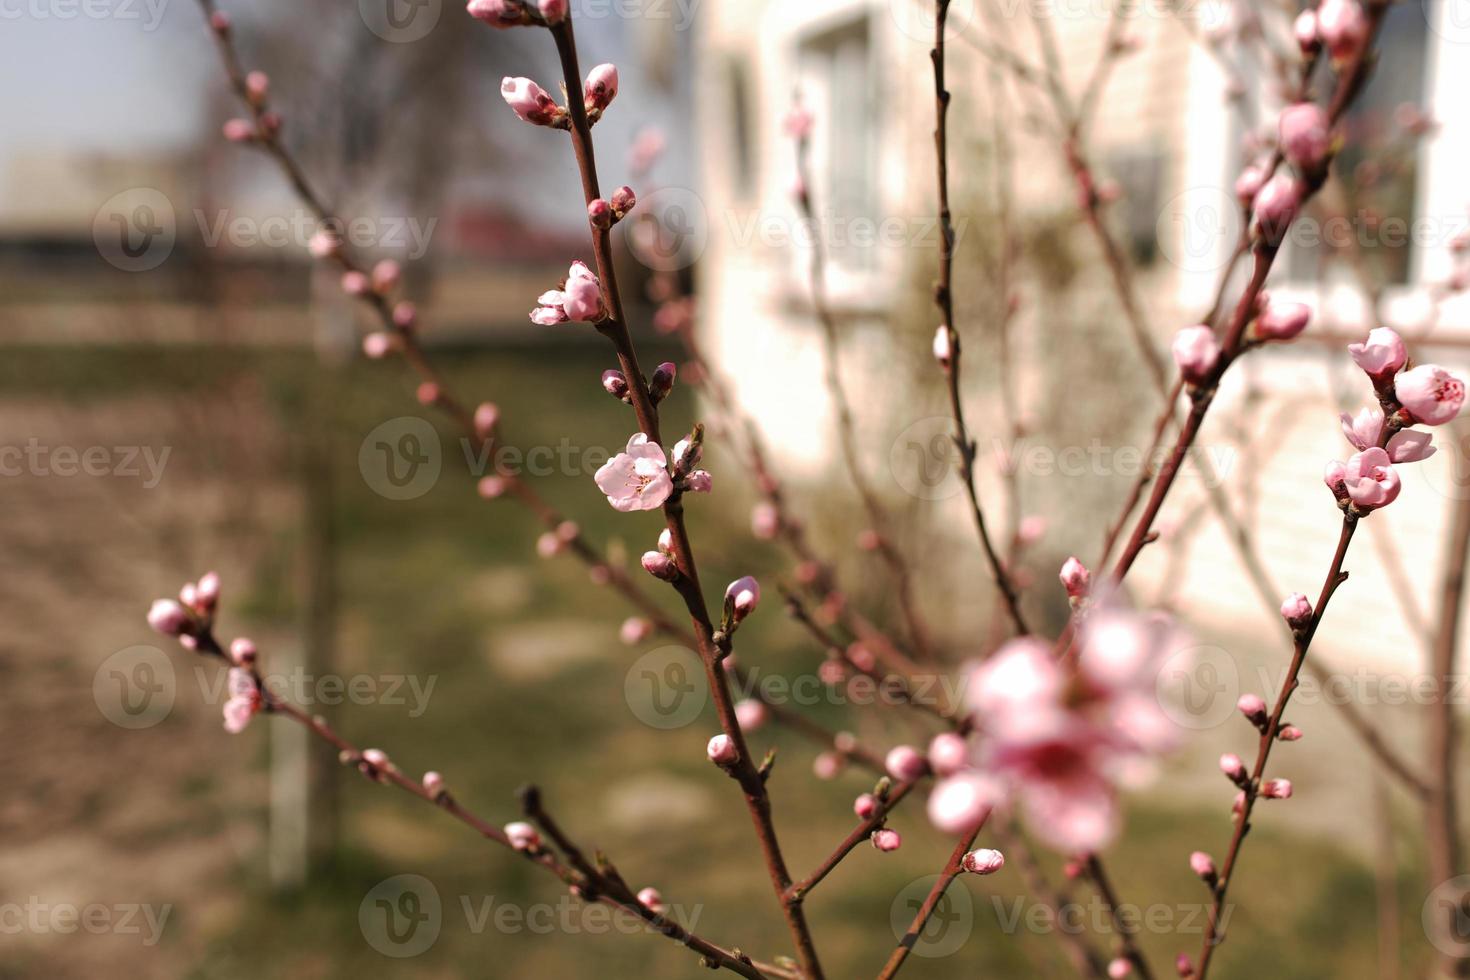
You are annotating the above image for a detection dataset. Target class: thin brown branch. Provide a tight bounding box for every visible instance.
[875,812,992,979]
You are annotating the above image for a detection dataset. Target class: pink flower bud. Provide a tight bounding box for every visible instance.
[372,260,401,293]
[1261,778,1293,799]
[196,571,221,611]
[658,528,674,554]
[536,531,564,559]
[636,886,664,913]
[474,402,500,440]
[1316,0,1369,63]
[871,828,902,852]
[308,230,341,260]
[857,529,882,552]
[1059,556,1091,598]
[1108,958,1133,979]
[707,733,739,766]
[886,745,928,782]
[222,118,256,143]
[341,270,371,296]
[392,301,418,329]
[423,771,445,797]
[1172,325,1221,384]
[1018,515,1047,545]
[148,599,191,637]
[962,848,1006,875]
[1293,10,1319,53]
[588,198,612,228]
[611,185,637,216]
[1251,174,1304,246]
[751,502,780,540]
[642,551,678,581]
[1234,165,1266,207]
[1347,327,1407,382]
[1189,851,1217,880]
[1278,725,1303,741]
[1219,753,1247,782]
[725,576,760,621]
[1280,592,1313,629]
[538,0,567,23]
[416,382,441,406]
[813,751,845,779]
[478,475,507,499]
[854,793,879,819]
[230,637,258,666]
[933,324,953,367]
[685,470,713,493]
[928,732,969,777]
[468,0,528,27]
[505,821,541,851]
[362,332,396,359]
[927,773,999,834]
[245,71,270,105]
[602,369,630,399]
[650,361,677,401]
[209,10,231,33]
[501,76,559,126]
[562,274,604,322]
[584,63,618,114]
[361,748,391,772]
[1278,103,1332,172]
[734,699,768,731]
[1396,365,1466,426]
[1256,301,1311,341]
[1238,693,1268,727]
[620,616,654,645]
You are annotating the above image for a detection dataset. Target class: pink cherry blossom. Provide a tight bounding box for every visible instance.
[594,434,673,512]
[928,732,969,777]
[1339,406,1384,450]
[223,667,261,733]
[1316,0,1369,62]
[1278,103,1332,172]
[501,76,559,126]
[685,470,713,493]
[532,261,604,324]
[1339,447,1401,510]
[1347,327,1406,380]
[1395,365,1466,426]
[927,772,1001,835]
[1171,325,1220,383]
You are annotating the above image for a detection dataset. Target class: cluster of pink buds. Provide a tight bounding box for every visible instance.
[588,186,637,228]
[531,261,605,324]
[223,664,262,733]
[147,571,221,645]
[1327,328,1462,513]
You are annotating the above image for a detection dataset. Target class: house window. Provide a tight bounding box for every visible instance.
[797,16,875,273]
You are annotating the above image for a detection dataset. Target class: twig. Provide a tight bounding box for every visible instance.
[875,813,992,979]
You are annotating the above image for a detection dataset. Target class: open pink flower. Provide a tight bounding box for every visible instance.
[1347,327,1406,380]
[1339,406,1384,450]
[1395,365,1466,426]
[594,434,673,512]
[531,261,604,324]
[1339,447,1401,510]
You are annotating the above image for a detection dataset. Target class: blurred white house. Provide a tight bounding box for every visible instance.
[690,0,1470,673]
